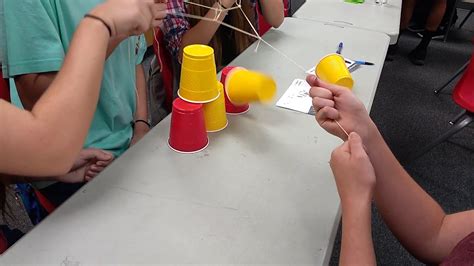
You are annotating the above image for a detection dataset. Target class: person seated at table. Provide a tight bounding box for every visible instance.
[307,75,474,265]
[163,0,284,70]
[0,0,163,251]
[2,0,166,207]
[394,0,447,65]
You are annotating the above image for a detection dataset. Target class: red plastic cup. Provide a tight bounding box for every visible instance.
[221,66,250,115]
[168,98,209,153]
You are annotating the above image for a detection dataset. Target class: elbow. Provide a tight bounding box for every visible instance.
[268,15,284,28]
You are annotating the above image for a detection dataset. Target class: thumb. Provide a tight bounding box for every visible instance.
[306,74,318,86]
[348,132,366,158]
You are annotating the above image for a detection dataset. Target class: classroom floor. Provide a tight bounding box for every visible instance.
[329,11,474,265]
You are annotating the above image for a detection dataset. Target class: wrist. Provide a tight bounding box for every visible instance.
[133,119,151,132]
[364,120,380,152]
[88,5,115,36]
[341,196,372,214]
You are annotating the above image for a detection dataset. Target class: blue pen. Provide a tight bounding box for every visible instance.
[336,42,343,54]
[354,60,374,66]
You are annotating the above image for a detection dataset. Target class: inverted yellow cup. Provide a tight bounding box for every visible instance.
[316,53,354,89]
[225,68,277,105]
[203,82,228,132]
[178,45,219,103]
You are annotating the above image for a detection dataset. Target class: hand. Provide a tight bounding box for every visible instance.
[220,0,237,8]
[307,75,376,143]
[130,122,150,146]
[330,132,376,206]
[90,0,168,37]
[56,148,114,183]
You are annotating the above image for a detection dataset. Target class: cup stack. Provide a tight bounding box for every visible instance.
[168,45,278,154]
[168,44,227,153]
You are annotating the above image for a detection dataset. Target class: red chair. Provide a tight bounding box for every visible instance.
[411,51,474,160]
[257,0,289,36]
[153,28,175,113]
[0,69,10,102]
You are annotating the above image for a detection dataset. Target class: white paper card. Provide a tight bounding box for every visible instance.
[276,79,314,115]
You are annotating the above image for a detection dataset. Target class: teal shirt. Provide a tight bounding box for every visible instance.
[3,0,147,157]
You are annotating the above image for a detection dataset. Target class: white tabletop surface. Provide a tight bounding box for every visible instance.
[1,18,389,265]
[294,0,401,44]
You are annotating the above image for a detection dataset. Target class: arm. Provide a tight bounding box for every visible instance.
[308,75,474,263]
[341,200,375,266]
[0,0,160,176]
[130,64,150,146]
[180,1,235,59]
[0,19,109,176]
[330,133,376,266]
[259,0,284,28]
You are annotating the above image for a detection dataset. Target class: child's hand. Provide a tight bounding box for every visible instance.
[90,0,168,37]
[330,132,376,207]
[56,149,113,183]
[307,75,375,143]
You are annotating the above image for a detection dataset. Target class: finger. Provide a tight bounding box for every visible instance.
[309,86,333,100]
[86,170,99,179]
[348,132,367,158]
[84,174,96,182]
[152,19,164,28]
[316,106,340,121]
[89,165,105,172]
[95,160,113,167]
[314,77,349,96]
[306,75,318,86]
[80,148,113,161]
[95,151,114,162]
[154,3,168,12]
[312,97,334,111]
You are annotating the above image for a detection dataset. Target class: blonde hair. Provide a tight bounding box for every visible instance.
[186,0,256,67]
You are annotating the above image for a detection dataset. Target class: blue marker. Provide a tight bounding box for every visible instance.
[336,42,343,54]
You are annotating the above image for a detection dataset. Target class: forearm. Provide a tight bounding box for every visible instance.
[259,0,284,28]
[0,19,109,176]
[180,3,227,58]
[340,200,376,266]
[366,126,447,262]
[134,64,148,121]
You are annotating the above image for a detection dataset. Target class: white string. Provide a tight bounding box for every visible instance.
[335,120,349,138]
[170,8,307,73]
[172,12,260,39]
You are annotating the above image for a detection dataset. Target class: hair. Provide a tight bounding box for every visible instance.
[186,0,256,67]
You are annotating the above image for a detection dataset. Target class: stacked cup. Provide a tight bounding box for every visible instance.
[168,44,228,153]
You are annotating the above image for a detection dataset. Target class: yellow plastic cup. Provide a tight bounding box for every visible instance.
[178,45,219,103]
[225,68,277,105]
[316,53,354,89]
[203,82,228,132]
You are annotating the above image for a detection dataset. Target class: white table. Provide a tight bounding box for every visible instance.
[1,18,389,265]
[294,0,402,44]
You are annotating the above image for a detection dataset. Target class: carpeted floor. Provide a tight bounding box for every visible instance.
[329,9,474,266]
